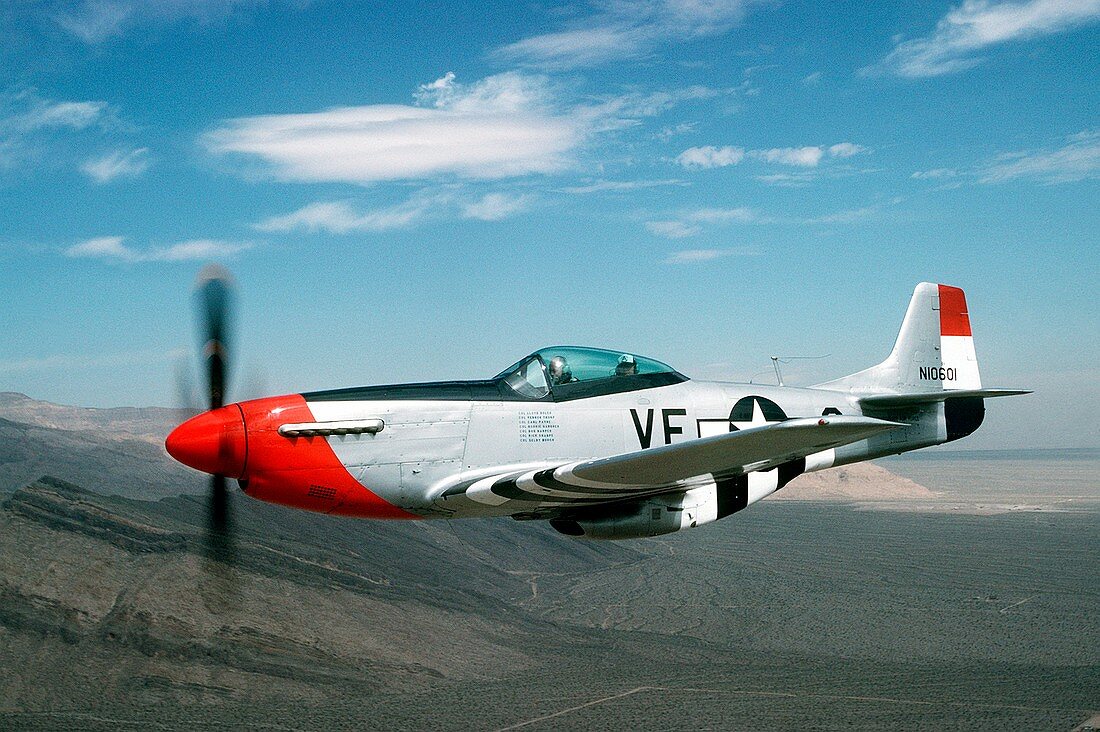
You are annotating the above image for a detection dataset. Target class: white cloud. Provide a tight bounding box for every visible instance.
[3,100,106,132]
[206,74,733,187]
[907,132,1099,186]
[255,190,531,233]
[647,220,702,238]
[495,27,649,69]
[65,235,131,259]
[80,147,150,182]
[151,239,252,261]
[647,206,758,238]
[52,0,275,43]
[754,172,817,186]
[0,91,126,172]
[664,249,726,263]
[688,207,758,223]
[828,142,866,158]
[64,236,251,262]
[868,0,1100,77]
[676,145,745,169]
[911,167,959,179]
[593,85,730,119]
[751,146,825,167]
[1,91,110,138]
[461,192,531,221]
[811,206,879,224]
[678,141,867,172]
[656,121,698,140]
[255,200,433,234]
[802,71,822,84]
[980,129,1100,183]
[647,202,884,236]
[494,0,762,69]
[416,71,457,101]
[559,178,685,193]
[663,247,758,264]
[205,72,587,184]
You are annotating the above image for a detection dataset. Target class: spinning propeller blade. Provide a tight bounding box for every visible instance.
[195,265,236,561]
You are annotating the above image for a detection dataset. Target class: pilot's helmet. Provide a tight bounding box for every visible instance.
[615,354,637,375]
[548,355,571,380]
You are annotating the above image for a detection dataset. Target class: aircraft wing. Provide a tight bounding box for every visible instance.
[569,415,900,486]
[443,415,901,509]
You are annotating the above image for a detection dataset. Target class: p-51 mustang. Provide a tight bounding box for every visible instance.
[167,278,1026,543]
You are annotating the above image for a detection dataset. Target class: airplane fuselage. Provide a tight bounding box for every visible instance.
[229,376,969,521]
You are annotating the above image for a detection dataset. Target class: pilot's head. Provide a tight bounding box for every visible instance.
[548,356,571,383]
[615,354,637,376]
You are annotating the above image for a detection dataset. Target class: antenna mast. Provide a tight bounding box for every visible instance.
[769,354,831,387]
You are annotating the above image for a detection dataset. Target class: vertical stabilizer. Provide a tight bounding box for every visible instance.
[815,283,982,394]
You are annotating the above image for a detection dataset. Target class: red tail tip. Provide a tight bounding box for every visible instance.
[938,284,972,337]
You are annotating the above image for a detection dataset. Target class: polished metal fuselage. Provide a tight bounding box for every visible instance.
[303,379,945,518]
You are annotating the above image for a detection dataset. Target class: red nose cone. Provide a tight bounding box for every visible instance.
[165,405,247,478]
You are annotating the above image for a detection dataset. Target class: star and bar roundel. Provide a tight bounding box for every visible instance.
[696,396,788,439]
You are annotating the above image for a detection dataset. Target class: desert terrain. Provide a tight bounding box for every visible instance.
[0,393,1096,730]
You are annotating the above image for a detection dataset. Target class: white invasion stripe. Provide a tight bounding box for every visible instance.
[430,462,557,500]
[747,470,779,504]
[553,462,667,492]
[804,448,835,473]
[466,475,512,506]
[940,335,981,390]
[551,461,620,489]
[515,470,630,499]
[679,484,718,529]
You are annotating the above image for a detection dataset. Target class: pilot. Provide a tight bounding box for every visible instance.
[548,356,576,385]
[615,354,637,376]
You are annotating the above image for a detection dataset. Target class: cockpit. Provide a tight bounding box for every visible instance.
[495,346,687,401]
[304,346,688,404]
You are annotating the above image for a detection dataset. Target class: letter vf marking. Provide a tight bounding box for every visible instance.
[630,408,688,448]
[662,408,687,445]
[630,408,654,449]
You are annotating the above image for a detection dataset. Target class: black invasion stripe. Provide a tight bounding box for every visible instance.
[532,469,625,494]
[489,478,529,501]
[441,477,481,498]
[490,476,622,504]
[441,469,527,498]
[776,458,806,492]
[716,475,748,519]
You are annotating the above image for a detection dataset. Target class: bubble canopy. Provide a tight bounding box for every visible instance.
[495,346,687,401]
[304,346,687,403]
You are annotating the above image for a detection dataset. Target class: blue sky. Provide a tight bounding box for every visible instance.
[1,0,1097,449]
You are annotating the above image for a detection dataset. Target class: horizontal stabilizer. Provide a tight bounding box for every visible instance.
[859,389,1031,408]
